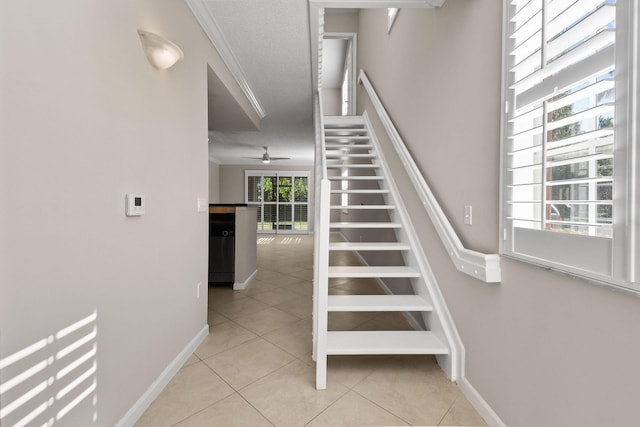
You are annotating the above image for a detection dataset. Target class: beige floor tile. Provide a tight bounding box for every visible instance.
[306,390,409,427]
[283,281,313,297]
[208,286,246,306]
[353,312,414,331]
[202,338,295,390]
[240,360,348,427]
[262,318,313,357]
[174,393,273,427]
[207,309,230,326]
[257,274,303,288]
[211,296,270,319]
[254,269,284,282]
[240,278,280,294]
[249,287,301,306]
[353,358,460,426]
[182,353,201,368]
[325,355,382,389]
[278,263,312,273]
[194,321,257,359]
[134,362,233,427]
[232,306,300,336]
[328,312,373,330]
[331,281,387,295]
[329,252,362,265]
[287,268,314,280]
[439,394,488,426]
[274,295,313,319]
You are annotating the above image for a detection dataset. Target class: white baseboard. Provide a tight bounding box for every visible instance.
[233,269,257,290]
[116,324,209,427]
[457,376,506,427]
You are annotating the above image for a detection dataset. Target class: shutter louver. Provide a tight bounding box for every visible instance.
[506,0,615,237]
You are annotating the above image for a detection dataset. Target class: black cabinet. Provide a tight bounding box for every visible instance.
[208,207,236,284]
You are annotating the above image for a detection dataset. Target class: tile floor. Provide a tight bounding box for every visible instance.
[136,234,486,427]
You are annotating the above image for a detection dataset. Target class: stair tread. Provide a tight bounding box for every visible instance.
[325,144,373,149]
[325,135,370,139]
[327,164,379,169]
[327,295,432,311]
[324,116,365,125]
[330,189,388,194]
[327,176,382,180]
[328,266,419,278]
[330,222,402,229]
[324,129,368,134]
[326,153,375,158]
[326,331,449,355]
[330,205,395,210]
[329,242,409,251]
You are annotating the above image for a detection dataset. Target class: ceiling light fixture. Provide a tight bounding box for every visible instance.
[137,29,184,70]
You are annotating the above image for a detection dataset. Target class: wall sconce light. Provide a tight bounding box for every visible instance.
[137,29,184,70]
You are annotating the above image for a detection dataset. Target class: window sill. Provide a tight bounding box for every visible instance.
[501,250,640,298]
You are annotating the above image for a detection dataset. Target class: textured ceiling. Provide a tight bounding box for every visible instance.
[204,0,315,165]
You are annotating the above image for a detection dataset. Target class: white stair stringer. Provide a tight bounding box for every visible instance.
[314,114,464,390]
[362,111,465,382]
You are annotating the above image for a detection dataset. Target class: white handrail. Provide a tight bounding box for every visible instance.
[312,91,331,389]
[358,70,501,283]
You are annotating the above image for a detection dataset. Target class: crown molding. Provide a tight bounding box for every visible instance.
[309,0,445,8]
[185,0,267,119]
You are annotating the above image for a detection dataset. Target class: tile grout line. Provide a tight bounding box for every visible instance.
[168,362,236,427]
[349,387,414,427]
[436,392,461,427]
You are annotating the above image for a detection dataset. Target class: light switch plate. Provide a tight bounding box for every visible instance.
[464,205,472,225]
[197,197,208,213]
[126,194,145,216]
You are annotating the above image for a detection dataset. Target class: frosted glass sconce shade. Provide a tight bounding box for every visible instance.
[137,29,184,70]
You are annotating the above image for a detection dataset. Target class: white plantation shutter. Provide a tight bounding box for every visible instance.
[502,0,640,290]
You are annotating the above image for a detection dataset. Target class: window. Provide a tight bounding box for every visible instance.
[501,0,640,292]
[246,171,310,233]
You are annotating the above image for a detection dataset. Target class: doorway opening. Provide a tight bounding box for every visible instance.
[322,32,357,116]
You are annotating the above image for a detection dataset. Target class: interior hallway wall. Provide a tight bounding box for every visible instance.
[356,5,640,426]
[0,0,257,425]
[324,10,359,33]
[321,88,342,116]
[209,160,221,203]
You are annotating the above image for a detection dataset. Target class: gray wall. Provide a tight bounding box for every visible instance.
[357,6,640,426]
[0,1,256,425]
[321,88,342,116]
[209,160,221,203]
[235,206,258,285]
[324,10,359,33]
[219,164,315,231]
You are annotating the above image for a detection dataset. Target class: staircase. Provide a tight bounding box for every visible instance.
[314,115,463,390]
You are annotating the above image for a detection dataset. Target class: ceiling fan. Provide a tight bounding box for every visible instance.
[244,146,290,164]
